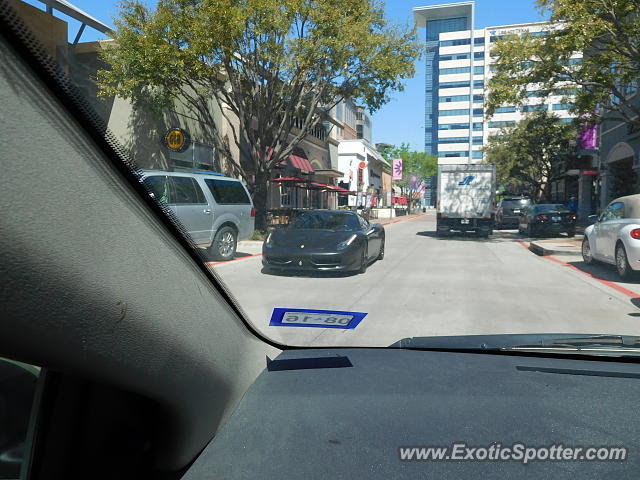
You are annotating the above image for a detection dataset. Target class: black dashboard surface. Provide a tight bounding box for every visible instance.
[184,348,640,479]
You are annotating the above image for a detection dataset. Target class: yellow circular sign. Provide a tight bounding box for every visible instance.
[165,128,187,151]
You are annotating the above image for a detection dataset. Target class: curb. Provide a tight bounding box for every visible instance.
[529,241,582,257]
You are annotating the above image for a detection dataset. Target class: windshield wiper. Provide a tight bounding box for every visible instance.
[390,334,640,356]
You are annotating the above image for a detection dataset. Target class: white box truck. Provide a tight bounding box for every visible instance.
[437,164,496,237]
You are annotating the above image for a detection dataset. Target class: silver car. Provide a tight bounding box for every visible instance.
[141,170,255,261]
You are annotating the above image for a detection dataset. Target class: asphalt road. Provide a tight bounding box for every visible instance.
[210,213,640,347]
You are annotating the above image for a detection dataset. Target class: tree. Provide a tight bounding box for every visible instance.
[486,0,640,128]
[97,0,421,230]
[483,111,577,201]
[383,143,437,214]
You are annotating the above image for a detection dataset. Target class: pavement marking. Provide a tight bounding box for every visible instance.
[206,214,428,268]
[496,230,640,300]
[205,253,262,267]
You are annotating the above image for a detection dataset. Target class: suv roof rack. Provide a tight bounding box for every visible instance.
[192,170,227,177]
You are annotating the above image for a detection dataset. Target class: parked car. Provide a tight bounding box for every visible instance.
[262,210,384,274]
[495,197,532,228]
[582,194,640,279]
[141,170,255,260]
[518,204,576,237]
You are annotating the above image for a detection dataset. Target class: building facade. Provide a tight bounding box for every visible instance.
[337,140,390,208]
[414,2,578,166]
[598,96,640,209]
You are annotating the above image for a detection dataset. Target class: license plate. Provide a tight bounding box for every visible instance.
[461,219,470,224]
[552,216,561,222]
[281,312,353,326]
[514,209,520,214]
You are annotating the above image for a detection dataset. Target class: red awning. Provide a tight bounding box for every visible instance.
[309,182,329,189]
[271,177,306,183]
[280,154,314,173]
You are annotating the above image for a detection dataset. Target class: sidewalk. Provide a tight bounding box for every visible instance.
[529,235,583,257]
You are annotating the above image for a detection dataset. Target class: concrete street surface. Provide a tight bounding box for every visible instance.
[209,213,640,347]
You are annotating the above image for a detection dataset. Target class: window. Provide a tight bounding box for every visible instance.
[440,81,471,89]
[490,35,506,42]
[474,80,484,89]
[171,176,207,204]
[143,176,171,204]
[438,123,470,130]
[357,215,369,230]
[439,109,469,117]
[472,151,484,159]
[472,137,483,145]
[473,122,483,131]
[438,137,469,144]
[559,118,576,124]
[0,358,40,480]
[473,94,484,103]
[474,66,484,75]
[438,151,469,157]
[204,179,251,204]
[193,143,215,170]
[521,104,547,113]
[553,104,572,111]
[601,202,625,221]
[440,53,470,61]
[494,106,516,113]
[488,121,515,128]
[439,38,471,47]
[473,108,484,116]
[440,66,470,75]
[474,52,485,59]
[170,142,216,171]
[439,95,470,103]
[280,184,293,207]
[526,90,547,98]
[474,37,485,44]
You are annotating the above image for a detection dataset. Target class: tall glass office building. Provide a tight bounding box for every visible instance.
[414,2,578,165]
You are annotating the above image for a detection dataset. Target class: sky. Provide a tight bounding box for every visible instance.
[22,0,547,152]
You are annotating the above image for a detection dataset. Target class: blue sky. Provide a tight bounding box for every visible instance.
[23,0,546,151]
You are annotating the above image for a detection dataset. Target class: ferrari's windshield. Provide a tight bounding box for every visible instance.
[289,212,361,231]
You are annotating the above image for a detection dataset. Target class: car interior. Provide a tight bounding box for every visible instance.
[1,2,640,479]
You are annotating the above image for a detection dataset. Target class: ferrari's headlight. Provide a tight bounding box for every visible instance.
[337,234,357,251]
[265,232,274,248]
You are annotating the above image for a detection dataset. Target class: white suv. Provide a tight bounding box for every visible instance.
[141,170,255,261]
[582,194,640,279]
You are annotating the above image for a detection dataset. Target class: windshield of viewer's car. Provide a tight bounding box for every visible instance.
[9,0,640,355]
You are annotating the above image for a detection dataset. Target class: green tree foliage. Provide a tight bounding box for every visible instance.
[382,143,437,213]
[486,0,640,127]
[97,0,421,229]
[483,111,577,201]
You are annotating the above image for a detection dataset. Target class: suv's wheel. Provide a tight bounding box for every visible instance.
[582,237,595,265]
[616,243,634,280]
[210,226,237,261]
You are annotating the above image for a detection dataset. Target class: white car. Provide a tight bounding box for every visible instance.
[582,194,640,279]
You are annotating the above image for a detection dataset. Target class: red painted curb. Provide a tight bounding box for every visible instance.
[543,255,640,299]
[498,231,640,299]
[205,252,263,267]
